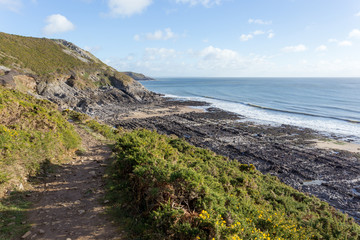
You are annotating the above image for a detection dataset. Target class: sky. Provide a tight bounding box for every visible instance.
[1,0,360,77]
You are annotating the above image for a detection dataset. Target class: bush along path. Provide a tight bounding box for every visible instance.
[24,125,123,240]
[107,129,360,240]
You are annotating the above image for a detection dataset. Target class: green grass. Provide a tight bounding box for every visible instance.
[0,87,81,190]
[0,87,83,238]
[63,109,120,141]
[0,191,31,240]
[0,32,99,76]
[0,32,135,89]
[107,129,360,240]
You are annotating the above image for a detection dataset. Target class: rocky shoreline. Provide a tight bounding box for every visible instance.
[112,98,360,222]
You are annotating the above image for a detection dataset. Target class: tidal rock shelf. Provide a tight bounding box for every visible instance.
[115,100,360,222]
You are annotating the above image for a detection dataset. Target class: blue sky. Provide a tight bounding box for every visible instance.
[1,0,360,77]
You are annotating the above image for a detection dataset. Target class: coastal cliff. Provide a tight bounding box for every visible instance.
[123,71,155,81]
[0,32,157,115]
[0,32,360,239]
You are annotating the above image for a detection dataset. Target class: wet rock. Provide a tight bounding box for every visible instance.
[115,103,360,221]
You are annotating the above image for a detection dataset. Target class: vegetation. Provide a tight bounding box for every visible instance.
[0,32,135,89]
[64,109,119,141]
[0,191,31,240]
[0,32,98,75]
[0,87,81,193]
[107,129,360,240]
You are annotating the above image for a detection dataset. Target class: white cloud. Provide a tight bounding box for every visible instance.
[328,38,353,47]
[143,48,177,61]
[315,45,327,52]
[146,28,175,40]
[253,30,264,35]
[267,32,275,39]
[134,28,177,41]
[338,40,352,47]
[282,44,307,52]
[240,34,253,41]
[108,0,152,17]
[239,30,268,41]
[134,34,141,41]
[108,46,274,77]
[198,46,245,69]
[248,18,272,25]
[355,11,360,17]
[199,46,238,60]
[0,0,22,12]
[175,0,222,7]
[349,29,360,39]
[43,14,75,35]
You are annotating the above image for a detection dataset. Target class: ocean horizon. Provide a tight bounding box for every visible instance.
[141,77,360,143]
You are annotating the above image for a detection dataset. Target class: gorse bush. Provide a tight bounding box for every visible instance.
[108,129,360,240]
[0,87,80,189]
[63,109,119,141]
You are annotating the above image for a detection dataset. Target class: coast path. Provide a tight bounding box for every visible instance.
[24,126,123,240]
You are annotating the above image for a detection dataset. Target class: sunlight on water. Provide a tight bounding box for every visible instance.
[142,78,360,142]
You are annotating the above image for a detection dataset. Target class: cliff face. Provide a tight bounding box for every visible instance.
[123,71,155,81]
[0,32,157,117]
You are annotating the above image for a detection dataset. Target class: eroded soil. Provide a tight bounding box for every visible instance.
[24,127,122,240]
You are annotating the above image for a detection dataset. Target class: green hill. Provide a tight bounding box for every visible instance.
[0,32,151,100]
[0,33,99,76]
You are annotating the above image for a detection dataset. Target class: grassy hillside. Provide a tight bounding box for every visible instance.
[0,87,81,192]
[107,129,360,240]
[0,32,97,75]
[0,86,83,238]
[0,32,135,88]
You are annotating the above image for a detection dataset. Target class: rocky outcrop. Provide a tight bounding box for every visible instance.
[123,72,155,81]
[0,67,159,120]
[0,32,158,115]
[52,39,98,63]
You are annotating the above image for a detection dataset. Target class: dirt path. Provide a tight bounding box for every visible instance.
[24,127,122,240]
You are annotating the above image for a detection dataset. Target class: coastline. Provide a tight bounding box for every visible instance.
[314,139,360,154]
[113,97,360,222]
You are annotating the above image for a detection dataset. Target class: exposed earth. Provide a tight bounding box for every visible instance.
[24,126,123,240]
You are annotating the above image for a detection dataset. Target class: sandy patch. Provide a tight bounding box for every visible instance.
[313,139,360,153]
[121,106,204,120]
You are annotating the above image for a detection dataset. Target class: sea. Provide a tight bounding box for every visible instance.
[140,78,360,143]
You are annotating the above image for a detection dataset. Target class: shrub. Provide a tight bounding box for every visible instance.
[0,87,80,192]
[107,129,360,240]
